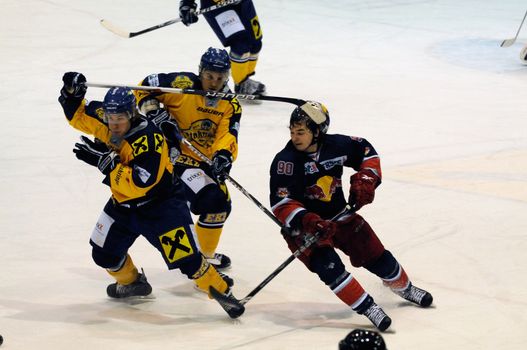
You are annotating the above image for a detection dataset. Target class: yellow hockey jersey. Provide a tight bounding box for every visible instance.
[135,72,242,165]
[60,97,175,205]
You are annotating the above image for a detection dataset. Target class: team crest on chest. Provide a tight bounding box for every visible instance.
[304,161,319,174]
[171,75,193,89]
[131,135,149,156]
[182,119,217,148]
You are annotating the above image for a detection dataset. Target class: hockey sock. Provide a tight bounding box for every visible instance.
[192,257,228,298]
[195,224,223,258]
[106,254,138,285]
[331,272,370,311]
[382,264,410,292]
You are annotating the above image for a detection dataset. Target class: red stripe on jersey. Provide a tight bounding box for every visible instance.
[272,199,305,225]
[361,157,382,179]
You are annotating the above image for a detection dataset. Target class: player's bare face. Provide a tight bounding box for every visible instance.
[290,123,318,153]
[201,70,229,91]
[107,113,131,138]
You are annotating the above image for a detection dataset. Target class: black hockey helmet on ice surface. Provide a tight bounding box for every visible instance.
[338,328,387,350]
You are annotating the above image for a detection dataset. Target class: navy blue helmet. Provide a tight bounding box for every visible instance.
[199,47,230,73]
[103,87,136,119]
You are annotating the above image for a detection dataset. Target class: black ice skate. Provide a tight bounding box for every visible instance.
[209,286,245,319]
[395,283,433,307]
[106,269,152,299]
[235,78,266,96]
[361,303,392,332]
[207,253,232,270]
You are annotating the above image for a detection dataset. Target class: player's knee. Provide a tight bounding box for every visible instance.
[363,250,397,278]
[192,185,231,215]
[92,248,123,269]
[309,247,346,286]
[228,34,252,57]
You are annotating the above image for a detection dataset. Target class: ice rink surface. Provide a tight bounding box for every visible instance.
[1,0,527,349]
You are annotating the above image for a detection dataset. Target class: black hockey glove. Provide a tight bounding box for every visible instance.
[61,72,87,99]
[179,0,198,26]
[73,136,120,175]
[211,149,233,182]
[146,108,171,127]
[159,120,182,164]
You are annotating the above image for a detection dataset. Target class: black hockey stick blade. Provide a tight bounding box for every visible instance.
[210,286,245,319]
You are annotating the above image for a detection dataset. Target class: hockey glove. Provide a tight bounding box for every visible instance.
[301,212,338,247]
[211,150,233,182]
[159,120,182,164]
[61,72,87,99]
[73,136,120,175]
[146,108,171,128]
[179,0,198,26]
[348,169,380,210]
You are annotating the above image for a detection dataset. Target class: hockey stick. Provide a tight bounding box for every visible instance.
[501,9,527,47]
[239,206,353,306]
[85,81,306,106]
[100,0,242,38]
[170,129,286,230]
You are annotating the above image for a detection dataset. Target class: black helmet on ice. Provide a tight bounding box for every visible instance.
[338,329,387,350]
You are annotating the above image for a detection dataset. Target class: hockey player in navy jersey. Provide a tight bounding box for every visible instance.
[269,101,433,331]
[179,0,266,96]
[58,72,244,318]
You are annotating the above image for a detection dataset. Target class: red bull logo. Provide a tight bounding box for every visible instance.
[305,176,341,202]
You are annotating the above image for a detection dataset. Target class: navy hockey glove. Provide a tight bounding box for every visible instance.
[348,169,380,210]
[61,72,87,99]
[73,136,120,175]
[159,120,182,164]
[211,150,233,182]
[179,0,198,26]
[146,108,171,127]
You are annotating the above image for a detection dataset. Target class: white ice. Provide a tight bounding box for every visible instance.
[1,0,527,349]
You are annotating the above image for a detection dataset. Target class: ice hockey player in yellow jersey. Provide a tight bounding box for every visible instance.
[135,47,241,270]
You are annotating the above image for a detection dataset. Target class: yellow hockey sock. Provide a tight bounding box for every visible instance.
[106,254,138,285]
[196,225,222,258]
[193,258,228,298]
[230,59,251,85]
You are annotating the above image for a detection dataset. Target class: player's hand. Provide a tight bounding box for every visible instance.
[179,0,198,26]
[61,72,87,98]
[73,136,119,175]
[301,212,338,243]
[146,108,171,127]
[211,150,233,182]
[348,169,380,210]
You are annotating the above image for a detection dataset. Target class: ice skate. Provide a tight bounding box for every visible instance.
[395,283,433,307]
[361,302,392,332]
[206,252,232,270]
[106,269,152,299]
[209,285,245,319]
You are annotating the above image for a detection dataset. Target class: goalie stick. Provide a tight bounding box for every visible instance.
[85,81,306,106]
[100,0,242,38]
[501,9,527,47]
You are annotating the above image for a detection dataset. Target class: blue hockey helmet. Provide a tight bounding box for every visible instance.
[103,87,136,120]
[290,101,330,135]
[338,329,386,350]
[199,47,231,73]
